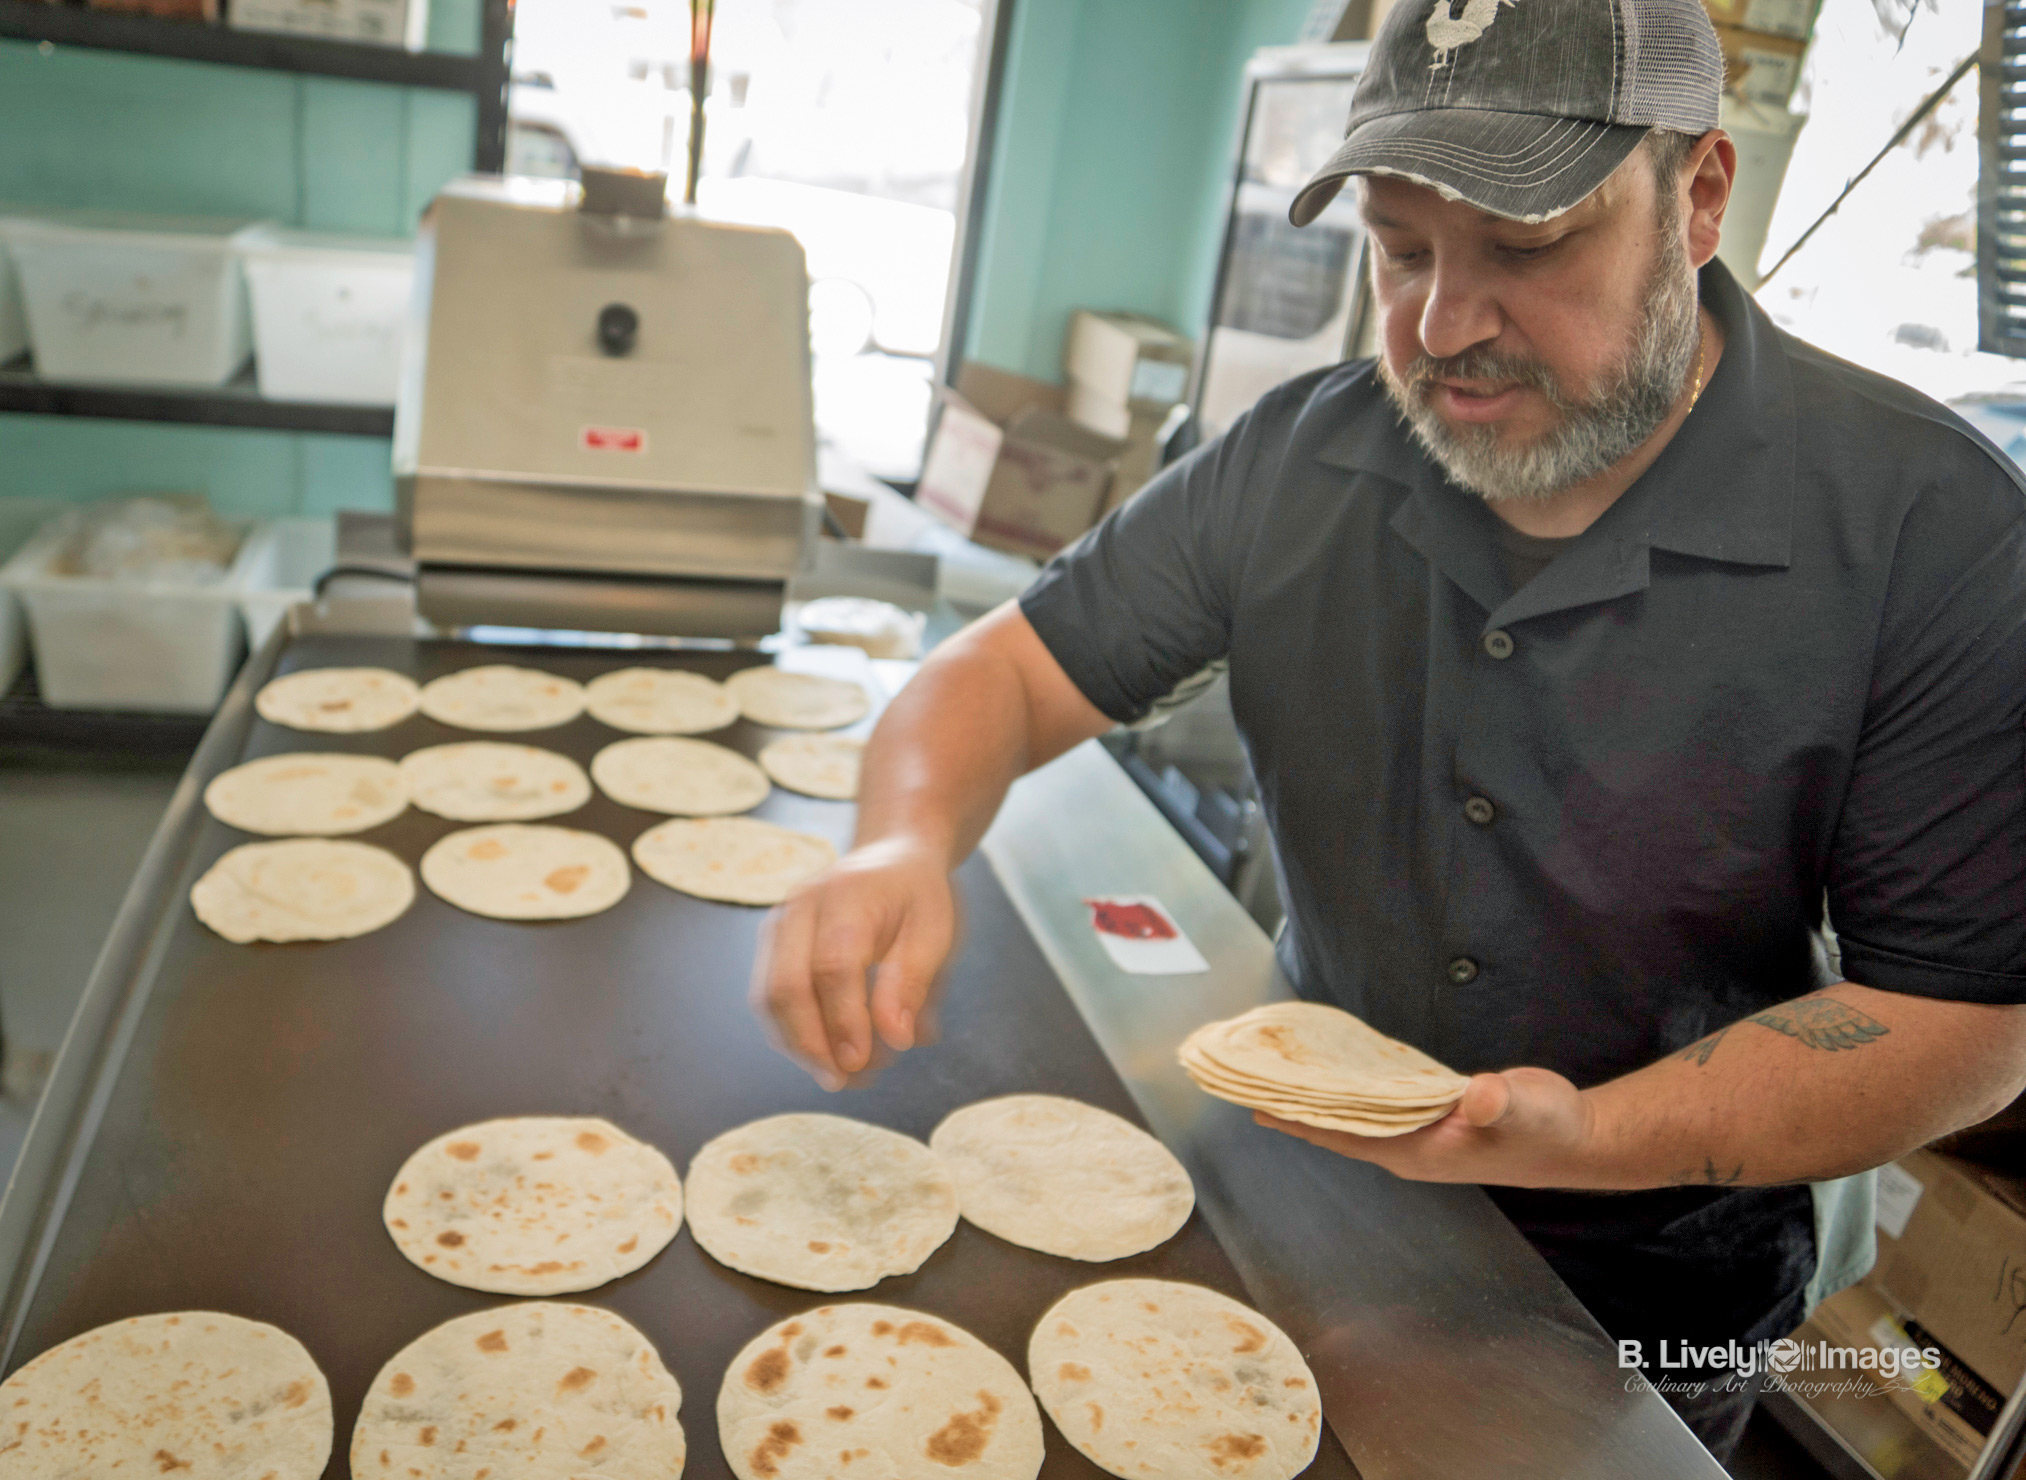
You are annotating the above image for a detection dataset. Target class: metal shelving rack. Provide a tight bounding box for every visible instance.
[0,0,513,436]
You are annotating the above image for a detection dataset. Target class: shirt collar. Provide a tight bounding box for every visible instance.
[1316,258,1796,625]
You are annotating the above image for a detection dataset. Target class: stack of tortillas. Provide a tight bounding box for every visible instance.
[1030,1279,1321,1480]
[192,838,414,943]
[686,1113,958,1291]
[256,666,419,733]
[383,1116,682,1294]
[585,666,737,734]
[420,824,630,920]
[727,666,870,730]
[1178,1001,1468,1136]
[719,1305,1042,1480]
[204,753,406,835]
[419,664,585,731]
[0,1311,333,1478]
[352,1303,685,1479]
[930,1095,1193,1261]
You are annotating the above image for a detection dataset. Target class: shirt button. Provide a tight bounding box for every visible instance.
[1447,956,1479,985]
[1483,630,1515,660]
[1463,796,1496,825]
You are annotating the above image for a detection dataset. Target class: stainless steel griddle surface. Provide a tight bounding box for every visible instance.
[4,634,1360,1480]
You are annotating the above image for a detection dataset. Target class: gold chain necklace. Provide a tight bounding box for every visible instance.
[1688,331,1707,411]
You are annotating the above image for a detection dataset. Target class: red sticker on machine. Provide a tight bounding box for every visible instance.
[1083,895,1209,975]
[582,425,647,452]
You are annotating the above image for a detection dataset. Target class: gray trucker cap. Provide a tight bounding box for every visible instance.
[1291,0,1724,227]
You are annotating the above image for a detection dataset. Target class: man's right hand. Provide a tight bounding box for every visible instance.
[750,837,959,1090]
[744,601,1116,1090]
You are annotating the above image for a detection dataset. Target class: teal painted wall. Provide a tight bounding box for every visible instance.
[0,0,479,519]
[965,0,1313,383]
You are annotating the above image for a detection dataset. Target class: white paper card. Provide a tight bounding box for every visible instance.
[1084,895,1209,975]
[1876,1162,1925,1240]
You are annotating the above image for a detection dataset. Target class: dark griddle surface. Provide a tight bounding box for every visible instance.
[8,635,1357,1479]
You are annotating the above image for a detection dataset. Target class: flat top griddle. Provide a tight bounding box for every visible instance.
[2,633,1360,1480]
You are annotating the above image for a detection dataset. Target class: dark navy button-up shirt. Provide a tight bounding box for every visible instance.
[1021,259,2026,1354]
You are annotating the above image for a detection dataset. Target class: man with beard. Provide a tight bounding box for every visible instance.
[750,0,2026,1460]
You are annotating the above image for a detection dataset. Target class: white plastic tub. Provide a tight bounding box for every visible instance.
[241,230,414,404]
[0,210,264,386]
[1,507,253,713]
[237,516,336,651]
[0,499,62,696]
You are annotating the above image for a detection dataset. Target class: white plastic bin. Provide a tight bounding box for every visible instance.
[1,508,253,713]
[0,210,265,387]
[228,0,426,48]
[237,516,336,651]
[0,499,62,695]
[241,231,414,404]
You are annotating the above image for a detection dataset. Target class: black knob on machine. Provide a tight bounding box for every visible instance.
[597,303,640,357]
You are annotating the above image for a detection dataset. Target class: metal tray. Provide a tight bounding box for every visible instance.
[0,632,1360,1479]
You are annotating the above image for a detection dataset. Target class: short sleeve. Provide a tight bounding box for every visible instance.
[1019,412,1263,723]
[1828,456,2026,1002]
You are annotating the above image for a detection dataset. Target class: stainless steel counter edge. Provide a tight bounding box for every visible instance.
[981,740,1726,1480]
[0,624,287,1370]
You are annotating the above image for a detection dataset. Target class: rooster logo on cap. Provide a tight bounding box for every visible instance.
[1426,0,1517,68]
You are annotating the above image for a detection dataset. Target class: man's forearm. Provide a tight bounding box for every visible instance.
[852,644,1033,868]
[850,603,1114,869]
[1582,983,2026,1189]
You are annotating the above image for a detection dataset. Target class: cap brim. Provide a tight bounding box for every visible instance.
[1289,109,1649,226]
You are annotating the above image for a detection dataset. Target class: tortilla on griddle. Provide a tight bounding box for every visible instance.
[930,1095,1194,1261]
[592,735,771,816]
[718,1304,1042,1480]
[419,823,630,920]
[383,1115,683,1295]
[256,666,418,733]
[1029,1279,1321,1480]
[0,1311,332,1479]
[398,741,590,822]
[351,1302,684,1480]
[726,666,870,730]
[418,664,585,732]
[191,838,414,943]
[758,733,863,800]
[632,816,837,906]
[203,752,406,836]
[686,1113,958,1291]
[584,666,737,734]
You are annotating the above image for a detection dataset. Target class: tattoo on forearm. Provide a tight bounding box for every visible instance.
[1674,995,1889,1068]
[1671,1156,1746,1187]
[1675,1027,1730,1067]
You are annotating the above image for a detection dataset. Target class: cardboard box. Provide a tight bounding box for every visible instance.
[1066,388,1190,518]
[1702,0,1818,40]
[1807,1281,2001,1470]
[1064,311,1194,412]
[1872,1150,2026,1396]
[1785,1150,2026,1479]
[916,364,1125,562]
[1715,25,1807,109]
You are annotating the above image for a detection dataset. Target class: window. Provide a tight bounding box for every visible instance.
[507,0,991,477]
[1756,0,2024,405]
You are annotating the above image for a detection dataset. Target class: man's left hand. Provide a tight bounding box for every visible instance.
[1255,1067,1597,1188]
